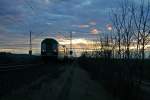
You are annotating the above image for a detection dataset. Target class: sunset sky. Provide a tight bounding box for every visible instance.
[0,0,142,54]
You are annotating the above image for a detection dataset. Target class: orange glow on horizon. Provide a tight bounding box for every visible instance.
[79,25,90,28]
[91,28,100,34]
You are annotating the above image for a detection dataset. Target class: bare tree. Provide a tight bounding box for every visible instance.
[111,11,123,58]
[120,0,135,59]
[111,0,134,59]
[132,0,150,59]
[139,1,150,60]
[110,34,117,58]
[111,0,150,59]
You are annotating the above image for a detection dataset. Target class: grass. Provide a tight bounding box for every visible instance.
[78,56,150,100]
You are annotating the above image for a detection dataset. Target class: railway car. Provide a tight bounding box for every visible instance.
[41,38,67,61]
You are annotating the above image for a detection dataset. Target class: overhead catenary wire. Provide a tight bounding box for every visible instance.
[22,0,54,40]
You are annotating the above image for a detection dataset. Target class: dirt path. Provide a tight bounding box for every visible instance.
[57,63,114,100]
[66,65,113,100]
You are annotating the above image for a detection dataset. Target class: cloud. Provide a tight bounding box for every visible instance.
[0,0,140,54]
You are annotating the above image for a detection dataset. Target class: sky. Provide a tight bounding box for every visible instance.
[0,0,141,54]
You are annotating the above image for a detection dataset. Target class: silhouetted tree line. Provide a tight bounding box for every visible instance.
[83,0,150,60]
[110,0,150,60]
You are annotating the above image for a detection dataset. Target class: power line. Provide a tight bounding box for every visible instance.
[23,0,37,15]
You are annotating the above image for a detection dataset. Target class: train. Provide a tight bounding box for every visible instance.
[41,38,68,61]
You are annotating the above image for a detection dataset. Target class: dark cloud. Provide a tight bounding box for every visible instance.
[0,0,140,53]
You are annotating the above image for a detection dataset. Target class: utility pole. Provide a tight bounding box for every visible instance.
[29,31,32,56]
[70,31,73,56]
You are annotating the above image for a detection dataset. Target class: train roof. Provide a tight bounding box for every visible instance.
[41,38,59,44]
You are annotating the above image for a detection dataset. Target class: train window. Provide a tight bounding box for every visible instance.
[52,44,57,49]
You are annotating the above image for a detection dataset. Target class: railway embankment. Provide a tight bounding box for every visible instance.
[0,53,41,66]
